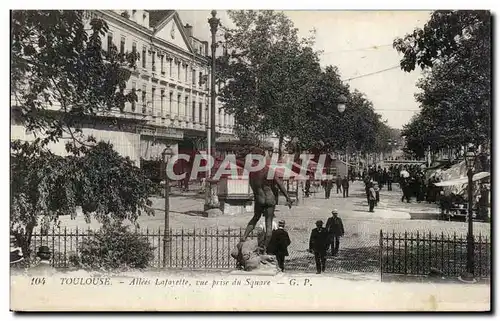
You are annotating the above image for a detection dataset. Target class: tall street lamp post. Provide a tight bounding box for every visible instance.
[336,95,348,176]
[162,147,173,267]
[205,10,220,212]
[461,146,477,282]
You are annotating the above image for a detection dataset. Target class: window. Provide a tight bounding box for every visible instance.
[152,52,156,72]
[132,42,137,63]
[142,46,146,69]
[185,65,188,82]
[169,92,173,115]
[199,102,203,124]
[177,94,181,116]
[219,109,223,127]
[185,97,189,119]
[169,59,173,77]
[160,56,165,74]
[177,62,181,80]
[131,82,137,111]
[192,69,196,85]
[160,89,165,116]
[192,101,196,122]
[132,10,136,20]
[199,72,203,86]
[151,87,155,114]
[107,33,113,52]
[142,85,147,113]
[120,36,125,54]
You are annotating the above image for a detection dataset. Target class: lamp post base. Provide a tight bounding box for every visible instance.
[203,181,222,217]
[458,272,477,284]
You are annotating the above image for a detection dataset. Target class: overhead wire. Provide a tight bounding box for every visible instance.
[342,65,401,82]
[320,43,393,55]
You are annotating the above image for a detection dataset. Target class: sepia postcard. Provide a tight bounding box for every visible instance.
[9,8,492,312]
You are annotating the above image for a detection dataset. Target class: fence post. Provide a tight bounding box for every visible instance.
[428,231,432,274]
[51,226,56,267]
[204,228,208,269]
[216,228,219,270]
[478,232,482,277]
[181,228,184,268]
[391,230,395,273]
[227,227,231,269]
[404,231,407,275]
[158,227,161,268]
[193,228,196,269]
[379,230,383,280]
[416,231,420,275]
[64,227,67,268]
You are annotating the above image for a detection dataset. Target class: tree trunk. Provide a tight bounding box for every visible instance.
[13,221,36,262]
[277,134,284,160]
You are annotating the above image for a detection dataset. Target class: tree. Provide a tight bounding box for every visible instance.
[217,10,321,158]
[11,10,139,144]
[10,10,155,257]
[395,10,491,155]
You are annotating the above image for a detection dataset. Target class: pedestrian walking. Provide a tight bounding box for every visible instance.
[335,175,342,194]
[326,210,345,256]
[324,179,333,199]
[304,178,311,198]
[387,171,393,191]
[267,220,291,272]
[341,175,349,198]
[374,183,380,206]
[309,220,328,274]
[368,183,376,212]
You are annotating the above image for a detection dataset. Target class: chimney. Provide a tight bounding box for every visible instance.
[184,24,193,38]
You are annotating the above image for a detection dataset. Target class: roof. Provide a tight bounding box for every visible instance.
[148,10,175,29]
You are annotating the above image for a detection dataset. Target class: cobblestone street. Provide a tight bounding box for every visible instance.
[53,180,491,275]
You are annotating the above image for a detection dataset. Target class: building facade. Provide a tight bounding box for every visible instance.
[11,9,235,166]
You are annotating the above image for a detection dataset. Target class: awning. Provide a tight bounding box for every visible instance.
[434,172,490,187]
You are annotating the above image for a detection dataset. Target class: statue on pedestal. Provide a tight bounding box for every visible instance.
[239,147,293,253]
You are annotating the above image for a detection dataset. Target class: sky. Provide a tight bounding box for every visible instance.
[177,10,432,129]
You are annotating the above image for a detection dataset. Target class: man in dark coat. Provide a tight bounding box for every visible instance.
[341,175,349,198]
[267,220,291,272]
[324,179,333,199]
[386,171,393,191]
[309,220,329,274]
[368,182,376,212]
[326,209,345,256]
[335,175,342,194]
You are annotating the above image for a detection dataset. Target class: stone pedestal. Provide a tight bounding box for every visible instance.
[218,177,253,215]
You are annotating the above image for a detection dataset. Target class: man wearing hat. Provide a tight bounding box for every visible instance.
[29,246,55,275]
[326,209,345,256]
[267,220,291,272]
[309,220,329,274]
[10,235,23,264]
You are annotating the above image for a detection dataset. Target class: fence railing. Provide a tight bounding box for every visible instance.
[23,227,491,278]
[27,227,256,270]
[380,230,491,279]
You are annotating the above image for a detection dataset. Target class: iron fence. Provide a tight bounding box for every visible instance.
[25,227,379,272]
[27,227,255,270]
[23,227,491,278]
[380,230,491,279]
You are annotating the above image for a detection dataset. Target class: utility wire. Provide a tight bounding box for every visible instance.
[321,43,393,55]
[342,65,401,81]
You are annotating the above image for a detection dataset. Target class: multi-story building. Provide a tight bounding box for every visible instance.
[11,10,236,165]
